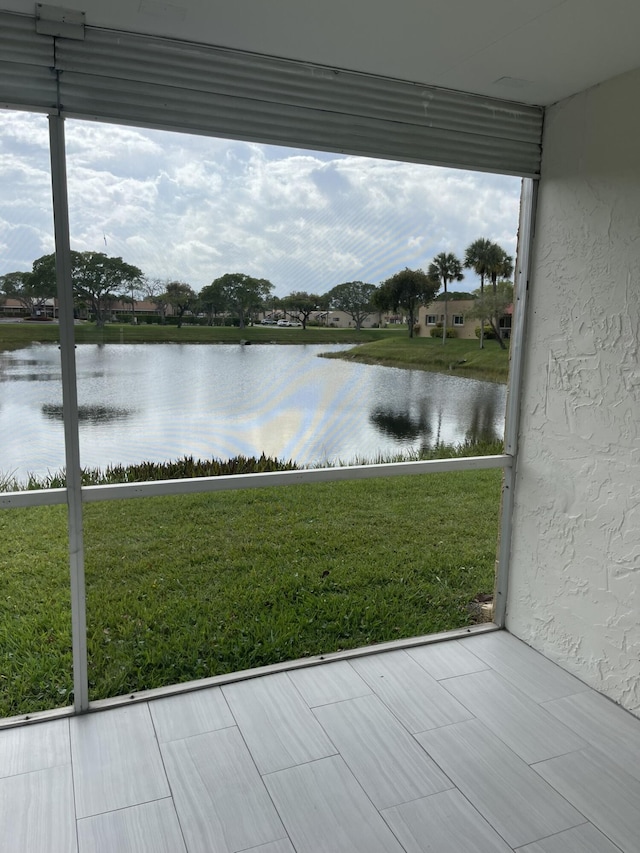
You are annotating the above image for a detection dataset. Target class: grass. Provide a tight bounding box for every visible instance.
[0,320,404,352]
[324,336,510,383]
[0,469,502,716]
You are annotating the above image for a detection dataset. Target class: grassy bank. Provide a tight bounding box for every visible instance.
[324,336,510,383]
[0,320,402,352]
[0,322,509,382]
[0,467,502,716]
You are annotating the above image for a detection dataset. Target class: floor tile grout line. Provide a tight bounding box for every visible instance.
[155,721,238,745]
[234,837,297,853]
[75,794,176,823]
[222,692,301,851]
[147,699,191,853]
[346,647,476,736]
[404,639,491,681]
[511,821,626,853]
[67,717,80,853]
[380,782,520,852]
[435,667,591,762]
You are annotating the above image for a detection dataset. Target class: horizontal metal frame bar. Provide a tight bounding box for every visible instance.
[0,622,500,728]
[0,454,510,509]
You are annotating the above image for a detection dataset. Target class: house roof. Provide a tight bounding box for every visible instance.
[3,1,640,107]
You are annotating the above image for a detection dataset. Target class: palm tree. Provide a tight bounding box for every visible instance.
[428,252,464,345]
[464,238,493,348]
[486,244,514,348]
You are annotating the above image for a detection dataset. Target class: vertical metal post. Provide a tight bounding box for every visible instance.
[494,177,538,627]
[48,115,89,712]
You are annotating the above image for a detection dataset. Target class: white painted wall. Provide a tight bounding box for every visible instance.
[507,66,640,716]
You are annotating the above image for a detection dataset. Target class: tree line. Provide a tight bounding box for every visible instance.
[0,238,514,348]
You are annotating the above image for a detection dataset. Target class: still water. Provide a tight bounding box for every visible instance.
[0,343,506,480]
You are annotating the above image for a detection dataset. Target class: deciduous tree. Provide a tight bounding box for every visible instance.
[30,251,143,327]
[326,281,377,331]
[465,280,514,350]
[0,270,56,318]
[375,268,439,338]
[281,291,322,329]
[161,281,198,328]
[211,273,274,329]
[199,279,229,326]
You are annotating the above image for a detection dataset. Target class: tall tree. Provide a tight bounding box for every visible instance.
[427,253,464,345]
[375,268,439,338]
[141,277,169,323]
[486,244,514,348]
[199,279,229,326]
[464,238,493,349]
[211,273,274,329]
[0,270,56,318]
[326,281,377,331]
[161,281,197,328]
[281,291,321,329]
[30,251,143,327]
[465,280,514,350]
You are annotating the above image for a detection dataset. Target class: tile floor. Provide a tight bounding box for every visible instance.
[1,630,639,852]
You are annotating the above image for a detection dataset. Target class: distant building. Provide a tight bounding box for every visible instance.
[418,298,513,340]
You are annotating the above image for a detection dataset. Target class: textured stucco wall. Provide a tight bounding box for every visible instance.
[507,67,640,715]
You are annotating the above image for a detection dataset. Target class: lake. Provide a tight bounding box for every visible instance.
[0,343,506,481]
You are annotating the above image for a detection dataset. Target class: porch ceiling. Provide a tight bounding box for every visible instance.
[3,0,640,107]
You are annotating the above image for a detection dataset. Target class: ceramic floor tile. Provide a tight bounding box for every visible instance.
[289,660,372,707]
[543,689,640,783]
[77,798,186,853]
[442,669,586,762]
[71,704,169,818]
[0,763,76,852]
[350,649,472,732]
[460,633,588,702]
[264,755,405,853]
[149,686,234,742]
[533,748,640,853]
[222,672,336,774]
[417,718,583,848]
[382,789,513,853]
[240,841,296,853]
[0,718,70,778]
[515,822,623,853]
[406,639,489,681]
[162,726,286,853]
[313,694,452,809]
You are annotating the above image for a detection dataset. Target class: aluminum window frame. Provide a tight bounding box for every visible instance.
[0,9,539,715]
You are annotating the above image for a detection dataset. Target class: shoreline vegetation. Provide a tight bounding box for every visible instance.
[1,440,504,492]
[0,321,510,383]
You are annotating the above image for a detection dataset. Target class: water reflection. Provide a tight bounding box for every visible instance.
[1,343,506,479]
[465,395,501,443]
[370,403,432,443]
[42,404,134,424]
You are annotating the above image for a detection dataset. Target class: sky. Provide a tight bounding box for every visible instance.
[0,109,522,298]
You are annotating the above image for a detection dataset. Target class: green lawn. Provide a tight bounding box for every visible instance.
[0,469,502,716]
[325,336,510,383]
[0,321,509,382]
[0,320,404,351]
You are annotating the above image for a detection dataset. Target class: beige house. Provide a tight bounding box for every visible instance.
[418,298,514,340]
[418,298,477,339]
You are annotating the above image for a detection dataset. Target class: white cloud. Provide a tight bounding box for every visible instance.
[0,109,522,294]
